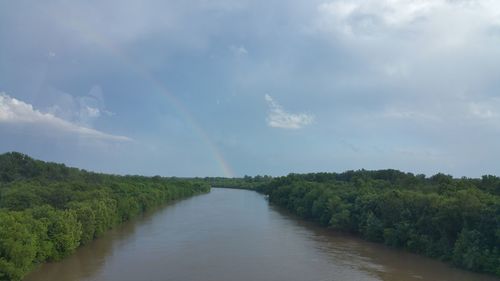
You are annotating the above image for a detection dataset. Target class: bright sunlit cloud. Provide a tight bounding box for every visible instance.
[315,0,500,38]
[265,94,314,129]
[0,93,131,142]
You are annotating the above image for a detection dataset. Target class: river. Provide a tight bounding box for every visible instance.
[24,188,499,281]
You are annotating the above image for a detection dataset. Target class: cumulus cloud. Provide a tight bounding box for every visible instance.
[265,94,314,129]
[0,93,131,142]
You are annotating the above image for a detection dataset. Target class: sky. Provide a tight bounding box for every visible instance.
[1,0,500,178]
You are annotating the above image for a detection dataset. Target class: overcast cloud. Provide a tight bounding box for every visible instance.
[1,0,499,177]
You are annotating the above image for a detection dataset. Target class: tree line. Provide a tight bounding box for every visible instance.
[0,152,210,281]
[203,175,273,190]
[248,170,500,277]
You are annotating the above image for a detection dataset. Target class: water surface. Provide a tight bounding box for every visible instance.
[24,188,499,281]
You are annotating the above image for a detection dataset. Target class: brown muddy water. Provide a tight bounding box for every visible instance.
[24,188,499,281]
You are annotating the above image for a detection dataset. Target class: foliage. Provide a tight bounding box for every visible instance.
[258,169,500,277]
[202,175,272,190]
[0,152,210,281]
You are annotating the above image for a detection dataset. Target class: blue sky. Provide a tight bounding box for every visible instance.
[1,0,500,177]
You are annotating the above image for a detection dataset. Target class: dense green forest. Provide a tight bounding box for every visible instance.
[203,175,273,190]
[252,170,500,277]
[0,152,210,281]
[2,153,499,279]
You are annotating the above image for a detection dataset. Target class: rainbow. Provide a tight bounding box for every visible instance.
[59,15,235,177]
[135,68,235,178]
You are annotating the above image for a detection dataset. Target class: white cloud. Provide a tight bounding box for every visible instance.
[85,106,100,118]
[310,0,500,120]
[0,93,131,142]
[229,45,248,57]
[265,94,314,129]
[43,85,115,127]
[315,0,500,38]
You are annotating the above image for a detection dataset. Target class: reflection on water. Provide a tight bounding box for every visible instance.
[278,207,497,281]
[24,188,499,281]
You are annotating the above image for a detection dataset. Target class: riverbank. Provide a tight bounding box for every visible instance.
[24,188,499,281]
[0,152,210,281]
[255,171,500,277]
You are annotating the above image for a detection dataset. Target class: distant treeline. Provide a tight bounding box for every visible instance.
[251,171,500,277]
[0,152,210,281]
[204,175,273,190]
